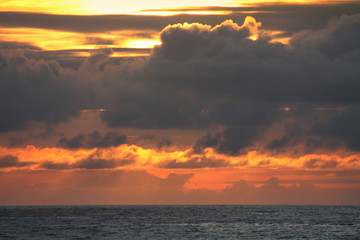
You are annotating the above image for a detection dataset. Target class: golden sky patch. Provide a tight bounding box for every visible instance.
[2,0,355,15]
[0,0,229,15]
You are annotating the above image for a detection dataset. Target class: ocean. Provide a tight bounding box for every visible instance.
[0,205,359,239]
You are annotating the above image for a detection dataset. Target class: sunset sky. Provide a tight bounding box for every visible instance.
[1,0,360,205]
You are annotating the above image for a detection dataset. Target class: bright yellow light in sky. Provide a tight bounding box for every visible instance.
[0,27,160,52]
[124,39,161,49]
[1,0,354,15]
[0,0,230,15]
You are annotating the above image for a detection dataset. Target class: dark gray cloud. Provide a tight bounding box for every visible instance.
[0,44,145,134]
[312,107,360,151]
[162,157,229,169]
[0,154,35,168]
[58,131,127,149]
[22,48,150,69]
[96,13,360,154]
[74,157,133,169]
[8,124,59,148]
[40,155,134,170]
[0,41,41,50]
[303,158,339,169]
[40,161,72,170]
[290,14,360,57]
[1,12,360,156]
[0,50,80,132]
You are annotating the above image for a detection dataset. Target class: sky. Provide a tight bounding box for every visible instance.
[1,0,360,205]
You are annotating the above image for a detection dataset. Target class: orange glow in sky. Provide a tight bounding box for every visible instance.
[1,145,359,190]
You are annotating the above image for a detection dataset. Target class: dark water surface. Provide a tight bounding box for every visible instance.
[0,205,359,239]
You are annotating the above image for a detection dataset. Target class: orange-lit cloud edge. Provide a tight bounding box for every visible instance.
[1,141,360,205]
[2,142,360,186]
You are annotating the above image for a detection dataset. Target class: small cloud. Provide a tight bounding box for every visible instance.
[74,158,118,169]
[58,131,127,149]
[85,37,114,45]
[257,159,271,166]
[303,158,339,169]
[74,155,133,169]
[40,161,72,170]
[192,133,222,154]
[0,155,35,168]
[41,156,134,170]
[162,157,229,169]
[157,137,172,149]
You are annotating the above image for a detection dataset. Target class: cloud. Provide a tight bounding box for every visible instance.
[40,161,72,170]
[303,158,339,169]
[85,37,114,45]
[162,156,229,169]
[40,154,134,170]
[151,17,260,61]
[100,17,281,143]
[192,132,222,154]
[128,14,360,154]
[1,170,359,205]
[290,14,360,57]
[58,131,127,149]
[0,41,41,50]
[0,170,196,205]
[222,177,336,205]
[156,137,173,149]
[311,107,360,151]
[1,13,360,156]
[74,157,133,169]
[0,154,35,168]
[0,50,80,132]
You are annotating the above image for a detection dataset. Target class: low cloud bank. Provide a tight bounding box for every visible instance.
[0,170,359,205]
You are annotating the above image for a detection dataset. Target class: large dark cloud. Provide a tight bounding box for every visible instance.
[0,46,139,133]
[1,11,360,156]
[98,14,359,154]
[0,50,80,132]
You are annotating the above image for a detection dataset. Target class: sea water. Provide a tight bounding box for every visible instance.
[0,205,359,239]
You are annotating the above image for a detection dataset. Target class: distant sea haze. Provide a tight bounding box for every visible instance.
[0,205,359,239]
